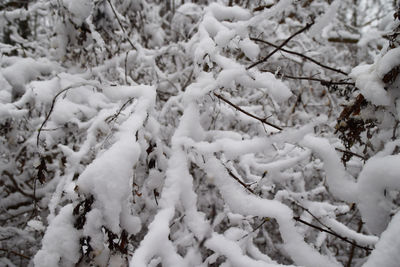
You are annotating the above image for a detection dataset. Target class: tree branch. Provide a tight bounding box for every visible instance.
[247,22,314,70]
[270,73,355,86]
[224,165,255,194]
[251,37,348,75]
[37,82,100,147]
[107,0,137,51]
[335,147,365,160]
[0,248,30,260]
[213,92,282,131]
[293,216,372,251]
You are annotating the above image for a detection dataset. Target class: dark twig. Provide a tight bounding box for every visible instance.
[213,93,282,131]
[107,0,137,51]
[125,51,131,85]
[224,165,255,194]
[292,201,334,233]
[293,216,372,251]
[335,148,365,160]
[0,248,30,260]
[239,218,269,240]
[271,73,355,86]
[36,82,100,147]
[181,68,194,91]
[346,220,364,267]
[251,37,348,75]
[392,120,399,141]
[2,171,35,199]
[105,97,135,124]
[247,22,314,70]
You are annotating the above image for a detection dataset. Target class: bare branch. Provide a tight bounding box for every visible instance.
[247,22,314,70]
[213,92,283,131]
[107,0,137,51]
[293,216,372,251]
[251,37,348,75]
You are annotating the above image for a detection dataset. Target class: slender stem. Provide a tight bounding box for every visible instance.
[275,73,354,86]
[37,82,100,147]
[107,0,137,51]
[346,220,364,267]
[251,37,348,75]
[247,22,314,70]
[0,248,30,260]
[213,93,283,131]
[293,216,372,251]
[224,166,255,194]
[335,148,365,160]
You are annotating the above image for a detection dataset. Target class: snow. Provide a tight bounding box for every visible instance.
[238,38,260,60]
[251,0,293,24]
[351,64,391,106]
[301,135,358,202]
[207,3,251,21]
[357,155,400,234]
[1,57,56,100]
[205,232,292,267]
[34,205,80,267]
[309,1,340,38]
[63,0,93,25]
[376,47,400,79]
[4,1,400,266]
[363,212,400,267]
[204,157,340,267]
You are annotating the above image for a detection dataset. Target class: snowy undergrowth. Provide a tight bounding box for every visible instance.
[1,1,400,267]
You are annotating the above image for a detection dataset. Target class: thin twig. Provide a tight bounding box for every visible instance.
[213,93,282,131]
[181,68,194,91]
[224,166,255,194]
[105,97,135,124]
[293,216,372,251]
[0,248,30,260]
[247,22,314,70]
[270,73,355,86]
[240,218,269,240]
[335,148,365,160]
[292,201,334,233]
[125,51,131,85]
[2,171,35,199]
[251,37,348,75]
[36,82,100,147]
[107,0,137,51]
[346,220,364,267]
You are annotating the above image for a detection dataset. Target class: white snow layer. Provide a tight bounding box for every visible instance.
[77,85,155,234]
[34,205,80,266]
[350,47,400,106]
[204,157,340,267]
[63,0,93,25]
[303,135,400,235]
[309,0,340,38]
[363,212,400,267]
